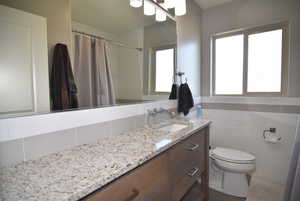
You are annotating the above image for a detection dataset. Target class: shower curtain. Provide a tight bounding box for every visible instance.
[73,34,116,108]
[283,117,300,201]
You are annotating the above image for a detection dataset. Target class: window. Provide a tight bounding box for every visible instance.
[247,30,283,92]
[212,23,288,96]
[154,47,176,93]
[215,34,244,95]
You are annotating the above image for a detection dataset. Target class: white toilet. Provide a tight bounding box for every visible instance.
[209,147,256,198]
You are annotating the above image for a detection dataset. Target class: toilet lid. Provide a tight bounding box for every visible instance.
[211,147,255,164]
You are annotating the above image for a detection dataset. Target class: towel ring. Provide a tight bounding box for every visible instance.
[175,72,188,84]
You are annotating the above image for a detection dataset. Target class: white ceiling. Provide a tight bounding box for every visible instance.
[71,0,231,34]
[194,0,233,10]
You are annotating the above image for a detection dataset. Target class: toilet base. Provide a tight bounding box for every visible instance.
[210,160,249,198]
[223,172,249,197]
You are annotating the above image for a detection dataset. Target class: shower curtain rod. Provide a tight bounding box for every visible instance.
[72,30,143,52]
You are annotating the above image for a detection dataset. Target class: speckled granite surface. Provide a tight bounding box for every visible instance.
[0,119,210,201]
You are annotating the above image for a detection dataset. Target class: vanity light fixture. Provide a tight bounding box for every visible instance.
[144,0,156,16]
[131,0,186,21]
[130,0,143,8]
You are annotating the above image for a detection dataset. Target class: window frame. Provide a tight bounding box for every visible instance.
[211,22,289,97]
[150,45,177,94]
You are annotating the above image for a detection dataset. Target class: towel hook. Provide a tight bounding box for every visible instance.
[176,72,185,84]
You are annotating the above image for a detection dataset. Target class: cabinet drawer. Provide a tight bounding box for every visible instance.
[171,166,202,201]
[181,181,205,201]
[168,129,206,185]
[84,154,169,201]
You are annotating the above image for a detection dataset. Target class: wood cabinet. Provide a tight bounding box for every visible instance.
[168,128,209,201]
[82,126,209,201]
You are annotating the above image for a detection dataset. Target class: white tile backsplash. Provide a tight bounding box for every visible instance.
[202,96,300,106]
[0,100,180,142]
[0,114,148,167]
[0,139,24,167]
[133,115,146,129]
[110,117,136,136]
[76,121,111,145]
[23,128,77,161]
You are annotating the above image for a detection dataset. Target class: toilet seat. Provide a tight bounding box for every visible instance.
[211,147,255,164]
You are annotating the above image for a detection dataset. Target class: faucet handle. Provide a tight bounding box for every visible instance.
[170,111,176,118]
[158,107,164,113]
[147,109,154,115]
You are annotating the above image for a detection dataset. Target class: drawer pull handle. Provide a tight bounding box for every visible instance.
[123,189,139,201]
[186,144,199,151]
[187,167,199,177]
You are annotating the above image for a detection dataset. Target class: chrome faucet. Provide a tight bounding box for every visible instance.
[146,109,157,126]
[146,108,176,127]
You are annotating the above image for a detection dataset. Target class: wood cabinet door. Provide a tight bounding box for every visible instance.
[168,129,206,186]
[167,127,209,201]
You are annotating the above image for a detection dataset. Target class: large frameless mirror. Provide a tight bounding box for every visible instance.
[0,0,177,118]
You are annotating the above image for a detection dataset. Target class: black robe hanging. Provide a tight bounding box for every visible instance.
[50,43,78,111]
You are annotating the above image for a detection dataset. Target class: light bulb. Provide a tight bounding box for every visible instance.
[130,0,142,8]
[155,3,167,22]
[175,0,186,16]
[156,6,167,22]
[165,0,175,9]
[144,0,155,16]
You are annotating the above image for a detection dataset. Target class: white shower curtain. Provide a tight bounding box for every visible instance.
[73,34,116,108]
[283,117,300,201]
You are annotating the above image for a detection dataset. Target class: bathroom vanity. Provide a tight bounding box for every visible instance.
[83,124,209,201]
[0,119,210,201]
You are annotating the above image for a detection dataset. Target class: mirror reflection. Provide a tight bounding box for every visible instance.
[0,0,177,117]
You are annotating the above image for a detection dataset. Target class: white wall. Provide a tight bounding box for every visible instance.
[143,21,177,97]
[204,109,299,185]
[201,0,300,97]
[176,0,202,97]
[199,0,300,186]
[117,29,144,100]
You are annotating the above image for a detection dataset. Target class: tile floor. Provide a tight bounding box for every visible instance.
[209,189,245,201]
[209,177,284,201]
[246,177,284,201]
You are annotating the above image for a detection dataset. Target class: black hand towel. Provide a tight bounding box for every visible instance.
[50,43,78,111]
[169,84,178,100]
[178,83,194,116]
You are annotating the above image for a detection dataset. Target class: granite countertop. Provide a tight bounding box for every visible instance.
[0,118,210,201]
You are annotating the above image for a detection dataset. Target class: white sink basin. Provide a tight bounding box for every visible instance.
[158,123,188,133]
